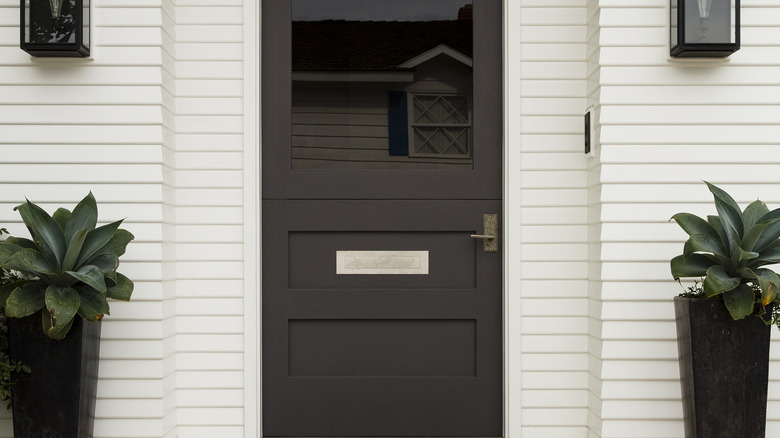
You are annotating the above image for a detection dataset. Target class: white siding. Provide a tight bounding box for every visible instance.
[514,1,591,437]
[595,0,780,437]
[170,1,246,437]
[0,0,172,436]
[161,1,178,436]
[585,1,603,437]
[0,0,246,436]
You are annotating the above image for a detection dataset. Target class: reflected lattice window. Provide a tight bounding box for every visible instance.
[409,94,472,158]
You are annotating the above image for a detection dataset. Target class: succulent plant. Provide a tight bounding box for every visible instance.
[0,193,134,339]
[0,228,29,408]
[671,182,780,321]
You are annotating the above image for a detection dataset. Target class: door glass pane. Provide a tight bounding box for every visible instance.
[292,0,474,170]
[684,0,734,44]
[25,0,78,44]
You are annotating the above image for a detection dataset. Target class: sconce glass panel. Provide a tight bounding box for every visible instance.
[83,0,89,48]
[21,0,90,57]
[670,0,739,57]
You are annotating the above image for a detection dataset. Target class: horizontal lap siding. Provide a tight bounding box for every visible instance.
[598,1,682,436]
[598,0,780,436]
[585,0,602,437]
[173,2,245,436]
[0,0,170,436]
[518,1,590,437]
[0,0,248,435]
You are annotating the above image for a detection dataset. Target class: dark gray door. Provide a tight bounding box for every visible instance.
[262,1,502,436]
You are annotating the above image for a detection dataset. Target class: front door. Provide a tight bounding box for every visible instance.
[262,1,502,436]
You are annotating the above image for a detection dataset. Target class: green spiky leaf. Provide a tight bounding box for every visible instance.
[734,242,759,262]
[672,213,721,241]
[708,215,732,256]
[743,200,770,233]
[41,309,75,341]
[752,268,780,306]
[52,208,71,232]
[706,182,744,250]
[89,229,134,259]
[65,192,98,244]
[683,234,726,260]
[86,253,118,275]
[65,265,106,293]
[757,207,780,224]
[752,218,780,253]
[2,248,56,280]
[0,280,30,311]
[723,283,756,320]
[0,243,23,266]
[76,285,109,322]
[741,221,772,252]
[3,237,36,250]
[748,245,780,268]
[75,219,124,268]
[106,272,134,302]
[44,286,80,339]
[15,200,67,271]
[671,254,716,280]
[5,282,46,318]
[61,228,88,273]
[703,265,740,297]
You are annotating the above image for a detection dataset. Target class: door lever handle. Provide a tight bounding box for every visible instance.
[472,214,499,253]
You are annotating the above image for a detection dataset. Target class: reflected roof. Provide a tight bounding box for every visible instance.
[292,19,473,72]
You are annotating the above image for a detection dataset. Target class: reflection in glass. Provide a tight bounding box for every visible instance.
[49,0,65,18]
[84,0,89,47]
[25,0,77,44]
[671,0,678,47]
[291,0,474,169]
[684,0,732,43]
[411,94,471,157]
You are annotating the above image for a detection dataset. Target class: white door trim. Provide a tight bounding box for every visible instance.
[243,0,261,436]
[503,1,522,437]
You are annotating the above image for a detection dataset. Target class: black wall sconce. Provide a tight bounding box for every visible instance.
[671,0,739,58]
[21,0,90,57]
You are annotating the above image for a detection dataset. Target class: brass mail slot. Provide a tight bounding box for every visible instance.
[336,250,429,275]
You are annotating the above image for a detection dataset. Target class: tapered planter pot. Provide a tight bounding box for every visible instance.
[674,297,771,438]
[8,313,101,438]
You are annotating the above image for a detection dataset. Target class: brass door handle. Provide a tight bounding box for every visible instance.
[472,214,498,253]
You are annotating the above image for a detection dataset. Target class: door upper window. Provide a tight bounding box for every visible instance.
[291,0,474,170]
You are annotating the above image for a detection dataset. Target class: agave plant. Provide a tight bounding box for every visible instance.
[0,228,29,408]
[0,193,133,340]
[671,182,780,321]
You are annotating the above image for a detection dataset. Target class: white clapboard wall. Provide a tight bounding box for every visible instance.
[0,0,245,437]
[588,0,780,437]
[510,1,590,437]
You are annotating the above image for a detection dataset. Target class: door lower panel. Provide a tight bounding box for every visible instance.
[262,200,502,437]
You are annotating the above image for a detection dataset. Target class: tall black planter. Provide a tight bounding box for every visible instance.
[674,297,771,438]
[8,313,101,438]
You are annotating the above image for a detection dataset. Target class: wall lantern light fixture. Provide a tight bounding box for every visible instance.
[20,0,90,57]
[670,0,739,58]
